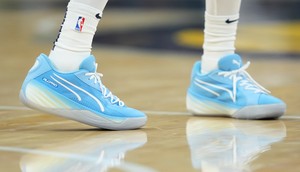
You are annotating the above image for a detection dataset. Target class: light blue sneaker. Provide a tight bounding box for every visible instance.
[20,54,147,130]
[186,54,286,119]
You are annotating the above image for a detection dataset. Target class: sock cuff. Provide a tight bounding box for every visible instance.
[68,1,103,18]
[205,11,239,22]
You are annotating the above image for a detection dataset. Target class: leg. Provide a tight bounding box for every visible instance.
[20,0,147,130]
[49,0,108,72]
[202,0,241,74]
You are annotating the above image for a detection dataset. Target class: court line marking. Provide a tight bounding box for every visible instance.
[0,146,96,161]
[0,146,158,172]
[1,105,300,120]
[0,106,30,111]
[144,110,190,115]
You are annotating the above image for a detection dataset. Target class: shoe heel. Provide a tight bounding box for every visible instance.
[19,89,35,109]
[19,90,28,107]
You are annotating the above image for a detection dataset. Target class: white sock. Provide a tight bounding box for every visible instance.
[49,0,108,72]
[202,0,241,74]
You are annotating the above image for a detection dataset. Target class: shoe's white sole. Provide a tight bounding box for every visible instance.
[20,91,147,130]
[186,94,286,119]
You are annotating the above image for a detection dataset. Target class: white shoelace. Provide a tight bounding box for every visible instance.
[85,63,125,106]
[218,61,270,103]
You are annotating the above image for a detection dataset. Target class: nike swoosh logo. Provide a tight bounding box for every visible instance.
[52,73,105,112]
[95,13,102,19]
[194,78,235,102]
[225,19,238,24]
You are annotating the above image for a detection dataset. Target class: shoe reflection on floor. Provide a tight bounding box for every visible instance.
[20,130,148,172]
[186,118,286,172]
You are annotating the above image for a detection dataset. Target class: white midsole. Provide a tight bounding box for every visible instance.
[186,94,238,116]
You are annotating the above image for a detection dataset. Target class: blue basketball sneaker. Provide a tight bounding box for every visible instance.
[20,54,147,130]
[186,54,286,119]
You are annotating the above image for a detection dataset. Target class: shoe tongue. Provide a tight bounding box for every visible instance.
[218,54,243,71]
[79,55,96,72]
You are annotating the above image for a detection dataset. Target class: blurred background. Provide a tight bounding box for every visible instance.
[1,0,300,57]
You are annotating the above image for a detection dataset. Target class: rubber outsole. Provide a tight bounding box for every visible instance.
[186,94,286,120]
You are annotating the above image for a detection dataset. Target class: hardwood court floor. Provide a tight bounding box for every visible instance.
[0,9,300,172]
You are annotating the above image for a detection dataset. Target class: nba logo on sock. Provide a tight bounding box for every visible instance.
[75,16,85,32]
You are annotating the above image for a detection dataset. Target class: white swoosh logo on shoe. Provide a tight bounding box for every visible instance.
[194,78,235,102]
[52,73,105,112]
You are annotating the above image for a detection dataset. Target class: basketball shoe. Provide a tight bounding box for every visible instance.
[186,54,286,119]
[20,54,147,130]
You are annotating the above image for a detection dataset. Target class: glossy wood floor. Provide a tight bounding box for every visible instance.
[1,8,300,172]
